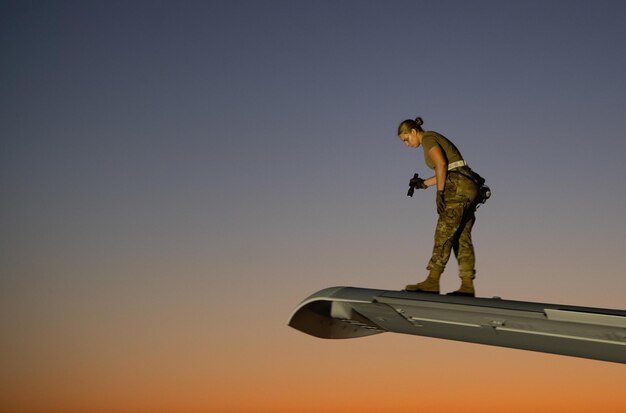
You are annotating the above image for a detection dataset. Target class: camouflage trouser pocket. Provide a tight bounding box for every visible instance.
[428,198,476,275]
[436,203,465,240]
[446,172,478,205]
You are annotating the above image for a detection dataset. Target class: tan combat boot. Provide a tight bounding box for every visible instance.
[447,276,475,297]
[405,269,442,294]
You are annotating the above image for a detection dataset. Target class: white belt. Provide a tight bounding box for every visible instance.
[447,160,467,171]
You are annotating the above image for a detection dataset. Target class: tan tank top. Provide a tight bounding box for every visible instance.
[421,131,464,170]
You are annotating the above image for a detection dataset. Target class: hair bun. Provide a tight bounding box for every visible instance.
[414,117,424,126]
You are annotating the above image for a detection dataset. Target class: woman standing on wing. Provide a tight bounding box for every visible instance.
[398,117,480,297]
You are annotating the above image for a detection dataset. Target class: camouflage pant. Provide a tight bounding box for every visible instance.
[427,169,479,279]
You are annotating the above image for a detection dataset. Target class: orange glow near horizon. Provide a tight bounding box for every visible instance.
[2,326,625,413]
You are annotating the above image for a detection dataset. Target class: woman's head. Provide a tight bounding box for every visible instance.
[397,117,424,148]
[397,117,424,135]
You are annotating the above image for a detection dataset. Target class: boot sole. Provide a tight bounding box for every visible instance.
[446,291,475,297]
[403,289,440,294]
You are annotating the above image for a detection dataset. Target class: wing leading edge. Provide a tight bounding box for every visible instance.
[288,286,626,364]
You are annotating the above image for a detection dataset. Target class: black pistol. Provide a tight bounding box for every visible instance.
[407,173,425,197]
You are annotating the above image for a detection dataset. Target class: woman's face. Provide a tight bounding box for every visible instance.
[399,129,420,148]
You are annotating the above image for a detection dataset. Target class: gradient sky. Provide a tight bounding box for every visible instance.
[2,1,625,412]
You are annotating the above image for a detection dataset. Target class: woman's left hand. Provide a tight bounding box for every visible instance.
[436,190,446,214]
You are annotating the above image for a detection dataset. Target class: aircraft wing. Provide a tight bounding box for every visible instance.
[288,286,626,364]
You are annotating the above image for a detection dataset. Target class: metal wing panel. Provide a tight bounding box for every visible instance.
[288,286,626,364]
